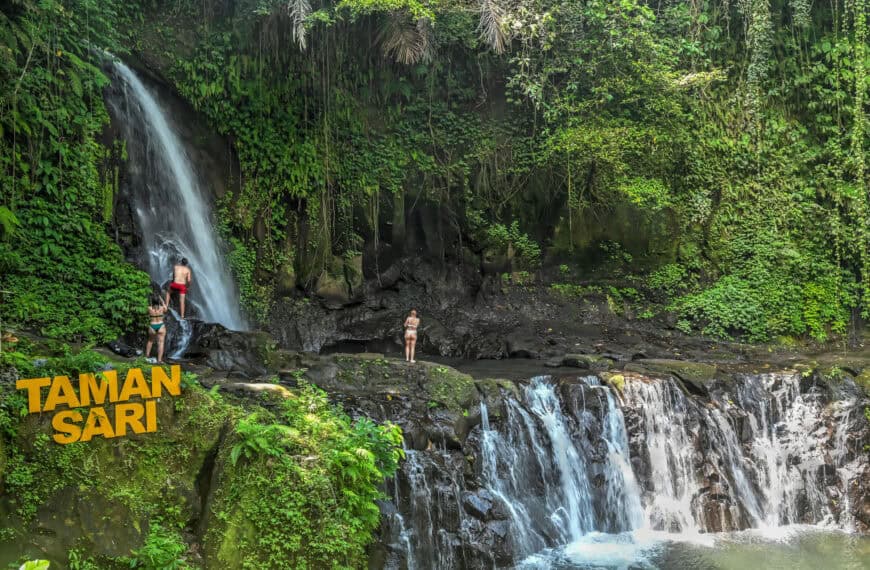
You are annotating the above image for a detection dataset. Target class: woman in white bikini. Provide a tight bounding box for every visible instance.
[404,309,420,363]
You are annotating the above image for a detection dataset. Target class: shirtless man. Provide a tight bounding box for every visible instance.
[165,257,192,319]
[404,309,420,364]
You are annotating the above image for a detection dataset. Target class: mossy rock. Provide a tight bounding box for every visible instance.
[562,354,614,371]
[475,378,520,401]
[601,372,625,393]
[855,370,870,394]
[424,363,478,413]
[473,378,518,420]
[626,359,718,395]
[0,382,230,568]
[629,359,716,382]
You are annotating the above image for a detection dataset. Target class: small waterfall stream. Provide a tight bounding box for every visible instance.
[384,370,867,569]
[105,58,244,344]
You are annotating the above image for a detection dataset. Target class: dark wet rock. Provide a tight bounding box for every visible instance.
[462,490,495,520]
[505,328,541,359]
[107,338,141,358]
[185,323,276,378]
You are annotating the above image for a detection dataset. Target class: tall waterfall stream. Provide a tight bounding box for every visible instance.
[105,58,244,345]
[383,371,868,569]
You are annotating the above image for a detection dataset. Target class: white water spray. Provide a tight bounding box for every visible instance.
[107,58,244,331]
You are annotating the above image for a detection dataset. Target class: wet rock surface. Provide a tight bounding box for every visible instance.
[82,289,870,570]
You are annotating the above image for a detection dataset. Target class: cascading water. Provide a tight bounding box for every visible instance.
[478,377,646,562]
[383,369,867,569]
[621,378,702,534]
[105,58,244,335]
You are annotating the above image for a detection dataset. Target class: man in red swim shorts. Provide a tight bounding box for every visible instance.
[165,257,193,319]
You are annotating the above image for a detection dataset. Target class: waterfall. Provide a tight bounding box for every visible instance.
[523,379,596,539]
[621,378,702,533]
[383,370,866,568]
[105,58,244,332]
[479,376,645,560]
[598,386,645,532]
[732,372,840,528]
[621,371,861,535]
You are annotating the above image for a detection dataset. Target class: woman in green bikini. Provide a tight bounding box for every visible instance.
[145,295,168,364]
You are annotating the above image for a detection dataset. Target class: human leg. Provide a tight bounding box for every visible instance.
[179,293,186,319]
[145,328,155,358]
[409,336,417,363]
[157,327,166,363]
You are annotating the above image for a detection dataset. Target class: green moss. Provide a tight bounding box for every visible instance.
[855,370,870,394]
[605,373,626,392]
[203,384,403,569]
[0,379,231,563]
[633,359,718,384]
[426,364,477,413]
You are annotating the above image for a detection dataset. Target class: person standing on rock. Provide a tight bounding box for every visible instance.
[165,257,192,319]
[404,309,420,363]
[145,294,168,364]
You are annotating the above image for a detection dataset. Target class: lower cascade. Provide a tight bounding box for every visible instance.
[381,371,868,568]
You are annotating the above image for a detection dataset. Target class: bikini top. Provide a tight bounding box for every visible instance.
[406,319,418,330]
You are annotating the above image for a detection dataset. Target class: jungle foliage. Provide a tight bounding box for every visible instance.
[0,0,867,343]
[0,0,151,343]
[137,0,867,342]
[0,342,404,568]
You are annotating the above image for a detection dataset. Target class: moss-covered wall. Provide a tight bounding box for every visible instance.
[0,354,403,570]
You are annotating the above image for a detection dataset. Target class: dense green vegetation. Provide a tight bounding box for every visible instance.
[0,0,150,343]
[0,343,404,568]
[0,0,867,342]
[145,0,868,342]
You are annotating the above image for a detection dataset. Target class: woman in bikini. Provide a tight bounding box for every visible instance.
[404,309,420,363]
[145,294,168,364]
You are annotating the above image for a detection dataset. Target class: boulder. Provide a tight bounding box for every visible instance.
[315,269,352,306]
[505,329,541,359]
[562,354,613,371]
[462,490,495,520]
[186,323,276,378]
[627,359,718,395]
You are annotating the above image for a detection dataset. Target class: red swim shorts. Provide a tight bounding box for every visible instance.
[169,282,188,295]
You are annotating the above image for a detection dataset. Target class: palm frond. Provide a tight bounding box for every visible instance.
[478,0,507,54]
[378,16,434,65]
[286,0,312,50]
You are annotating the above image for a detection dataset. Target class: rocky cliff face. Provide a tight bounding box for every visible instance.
[275,351,870,569]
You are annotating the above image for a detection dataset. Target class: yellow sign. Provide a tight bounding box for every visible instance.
[15,365,182,444]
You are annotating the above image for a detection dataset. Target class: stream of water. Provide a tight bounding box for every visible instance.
[386,372,868,569]
[105,58,244,338]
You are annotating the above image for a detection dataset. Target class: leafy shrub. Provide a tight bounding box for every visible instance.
[673,268,852,342]
[485,221,542,268]
[129,523,189,570]
[205,383,404,568]
[647,263,689,298]
[229,414,294,465]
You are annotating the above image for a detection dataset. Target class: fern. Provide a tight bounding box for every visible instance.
[0,207,19,242]
[229,414,294,465]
